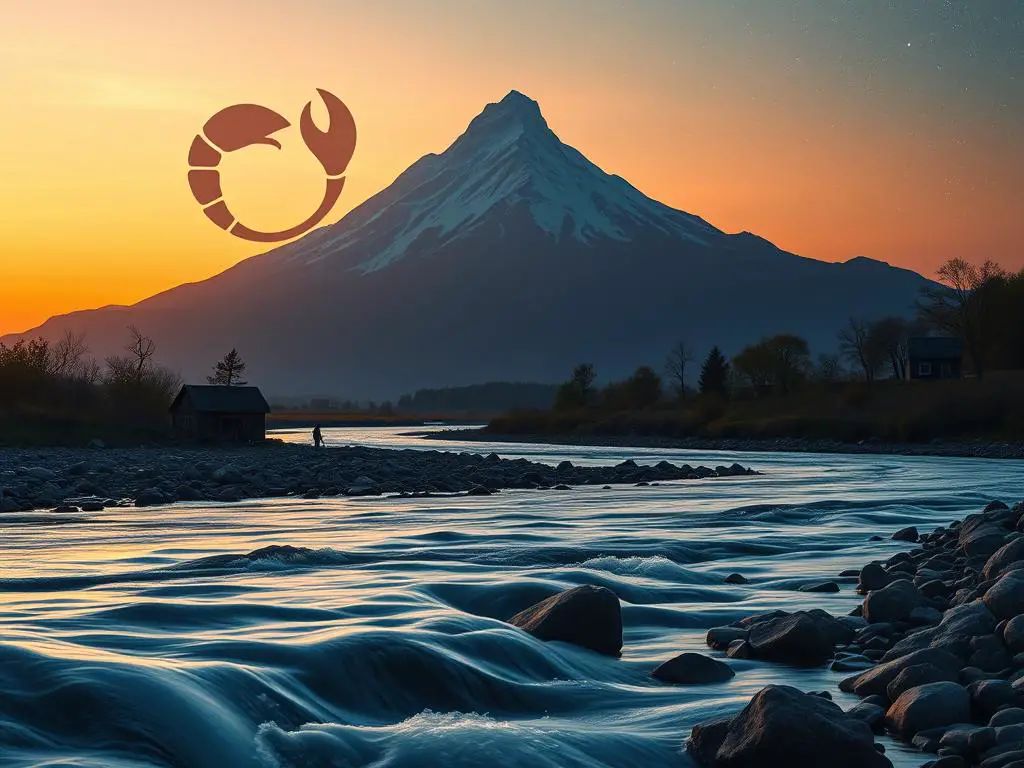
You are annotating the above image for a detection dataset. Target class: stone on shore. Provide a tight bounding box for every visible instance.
[983,536,1024,581]
[863,579,924,624]
[840,647,962,697]
[885,681,972,737]
[507,584,622,657]
[984,570,1024,621]
[687,685,892,767]
[652,653,734,685]
[882,601,996,662]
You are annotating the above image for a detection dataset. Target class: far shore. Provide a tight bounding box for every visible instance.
[414,427,1024,461]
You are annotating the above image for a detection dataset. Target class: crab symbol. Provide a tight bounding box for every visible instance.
[187,89,356,243]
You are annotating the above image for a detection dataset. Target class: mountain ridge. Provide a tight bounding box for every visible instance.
[4,90,935,398]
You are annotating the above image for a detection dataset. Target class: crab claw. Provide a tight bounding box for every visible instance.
[300,88,356,177]
[202,103,291,153]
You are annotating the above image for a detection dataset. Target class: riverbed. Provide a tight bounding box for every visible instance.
[0,427,1020,767]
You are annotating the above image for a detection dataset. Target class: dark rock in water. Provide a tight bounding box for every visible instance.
[894,526,920,542]
[841,648,963,697]
[847,701,886,733]
[864,579,924,623]
[885,681,972,737]
[51,504,81,513]
[747,612,834,666]
[706,626,748,650]
[552,484,571,491]
[800,581,841,593]
[686,715,733,767]
[983,536,1024,581]
[724,573,748,585]
[859,562,894,594]
[869,535,883,541]
[984,570,1024,621]
[726,640,753,659]
[134,488,168,507]
[507,584,622,657]
[653,653,734,685]
[556,460,573,471]
[687,685,892,767]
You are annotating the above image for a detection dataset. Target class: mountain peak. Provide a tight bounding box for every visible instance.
[463,89,549,141]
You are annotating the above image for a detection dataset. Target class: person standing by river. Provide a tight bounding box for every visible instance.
[312,424,324,448]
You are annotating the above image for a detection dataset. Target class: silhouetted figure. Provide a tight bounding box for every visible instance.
[312,424,324,448]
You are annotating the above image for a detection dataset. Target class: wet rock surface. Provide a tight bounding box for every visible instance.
[689,499,1024,768]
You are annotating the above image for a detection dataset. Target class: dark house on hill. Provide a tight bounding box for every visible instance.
[906,337,964,380]
[169,385,271,442]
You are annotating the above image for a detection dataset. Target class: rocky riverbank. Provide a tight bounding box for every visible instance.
[499,498,1024,766]
[419,428,1024,461]
[0,442,756,513]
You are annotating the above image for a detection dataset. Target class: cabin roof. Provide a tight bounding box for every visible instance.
[169,385,271,414]
[907,336,964,360]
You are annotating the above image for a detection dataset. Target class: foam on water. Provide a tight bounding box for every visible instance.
[0,426,1021,767]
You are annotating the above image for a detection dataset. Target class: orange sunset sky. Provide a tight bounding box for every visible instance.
[1,0,1021,335]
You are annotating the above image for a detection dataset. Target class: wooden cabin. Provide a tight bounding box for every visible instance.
[169,385,271,442]
[906,337,964,380]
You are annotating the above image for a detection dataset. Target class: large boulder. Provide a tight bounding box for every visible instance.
[653,653,734,685]
[885,682,972,737]
[841,648,963,697]
[960,522,1008,558]
[886,662,959,702]
[747,613,834,666]
[863,579,925,624]
[687,685,892,767]
[983,536,1024,581]
[507,584,622,656]
[984,570,1024,621]
[882,601,997,661]
[1004,615,1024,654]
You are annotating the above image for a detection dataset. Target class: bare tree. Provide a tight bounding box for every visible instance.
[48,329,90,378]
[838,317,883,382]
[917,258,1005,378]
[664,340,694,400]
[816,353,842,382]
[125,325,156,380]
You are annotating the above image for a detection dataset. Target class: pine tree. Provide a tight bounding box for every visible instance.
[207,348,248,386]
[698,346,730,397]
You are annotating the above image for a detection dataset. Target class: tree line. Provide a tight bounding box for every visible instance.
[552,257,1024,412]
[0,325,254,435]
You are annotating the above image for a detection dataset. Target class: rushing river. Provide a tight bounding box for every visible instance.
[0,427,1021,767]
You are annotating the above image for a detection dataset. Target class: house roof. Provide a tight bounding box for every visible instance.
[169,385,271,414]
[907,336,964,359]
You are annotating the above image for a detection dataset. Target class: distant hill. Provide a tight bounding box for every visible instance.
[5,90,934,399]
[397,382,559,415]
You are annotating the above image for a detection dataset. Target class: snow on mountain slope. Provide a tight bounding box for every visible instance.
[283,90,720,275]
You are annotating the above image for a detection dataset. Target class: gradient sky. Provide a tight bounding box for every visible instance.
[1,0,1021,334]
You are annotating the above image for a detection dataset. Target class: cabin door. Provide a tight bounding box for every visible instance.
[220,417,243,442]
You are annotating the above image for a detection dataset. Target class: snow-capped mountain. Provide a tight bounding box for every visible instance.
[7,90,933,398]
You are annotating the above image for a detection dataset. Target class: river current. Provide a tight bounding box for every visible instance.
[1,427,1021,767]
